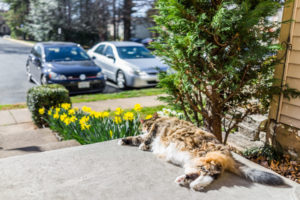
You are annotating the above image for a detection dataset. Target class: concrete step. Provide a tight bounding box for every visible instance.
[0,140,297,200]
[244,114,267,127]
[237,122,257,138]
[0,122,81,158]
[0,123,36,134]
[0,140,80,159]
[226,131,265,152]
[0,128,58,149]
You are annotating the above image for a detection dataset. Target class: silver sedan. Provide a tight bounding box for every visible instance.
[87,41,169,88]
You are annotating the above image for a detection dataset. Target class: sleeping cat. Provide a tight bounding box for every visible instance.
[118,116,284,191]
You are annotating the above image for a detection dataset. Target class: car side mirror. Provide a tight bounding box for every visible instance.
[106,54,115,60]
[33,57,41,66]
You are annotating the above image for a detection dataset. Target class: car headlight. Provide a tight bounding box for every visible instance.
[96,72,104,78]
[49,72,67,80]
[132,69,147,76]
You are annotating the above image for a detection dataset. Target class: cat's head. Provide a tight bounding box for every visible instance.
[141,113,159,133]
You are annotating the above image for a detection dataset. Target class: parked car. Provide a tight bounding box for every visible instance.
[87,41,168,88]
[26,42,106,94]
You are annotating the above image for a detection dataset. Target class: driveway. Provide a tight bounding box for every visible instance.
[0,38,120,105]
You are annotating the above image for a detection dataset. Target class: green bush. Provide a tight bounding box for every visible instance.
[243,145,283,164]
[27,84,71,128]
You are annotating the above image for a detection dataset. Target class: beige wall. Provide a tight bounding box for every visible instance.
[270,0,300,129]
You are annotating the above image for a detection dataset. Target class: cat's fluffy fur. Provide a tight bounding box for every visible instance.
[118,116,284,191]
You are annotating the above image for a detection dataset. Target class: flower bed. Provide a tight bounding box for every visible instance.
[41,103,153,144]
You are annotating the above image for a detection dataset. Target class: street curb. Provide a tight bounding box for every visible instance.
[3,37,35,47]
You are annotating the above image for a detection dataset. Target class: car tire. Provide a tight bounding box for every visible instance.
[26,65,34,83]
[40,74,48,85]
[116,70,126,89]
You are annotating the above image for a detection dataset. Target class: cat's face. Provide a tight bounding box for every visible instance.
[141,118,156,134]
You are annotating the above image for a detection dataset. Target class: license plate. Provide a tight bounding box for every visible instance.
[78,81,90,88]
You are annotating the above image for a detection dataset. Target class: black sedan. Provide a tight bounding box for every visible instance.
[26,42,106,94]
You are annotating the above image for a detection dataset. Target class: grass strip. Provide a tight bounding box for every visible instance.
[0,104,27,111]
[71,88,164,103]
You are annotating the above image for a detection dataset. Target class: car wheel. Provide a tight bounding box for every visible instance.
[40,74,48,85]
[26,65,33,83]
[116,70,126,89]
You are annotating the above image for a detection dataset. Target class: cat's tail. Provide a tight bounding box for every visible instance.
[231,162,285,185]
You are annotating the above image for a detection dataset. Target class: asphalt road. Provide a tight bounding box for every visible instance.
[0,37,34,104]
[0,38,119,105]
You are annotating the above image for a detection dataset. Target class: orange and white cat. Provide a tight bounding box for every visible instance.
[118,116,284,191]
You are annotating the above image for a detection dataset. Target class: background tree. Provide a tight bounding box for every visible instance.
[153,0,299,143]
[2,0,30,38]
[24,0,59,41]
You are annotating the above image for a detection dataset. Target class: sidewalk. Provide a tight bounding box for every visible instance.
[0,95,165,126]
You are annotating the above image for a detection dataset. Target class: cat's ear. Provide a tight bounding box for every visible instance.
[140,119,144,124]
[153,112,159,119]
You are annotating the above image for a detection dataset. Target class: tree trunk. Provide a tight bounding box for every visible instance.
[123,0,132,40]
[112,0,117,40]
[211,115,222,143]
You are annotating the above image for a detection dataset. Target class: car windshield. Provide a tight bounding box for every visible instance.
[116,46,155,59]
[45,46,90,62]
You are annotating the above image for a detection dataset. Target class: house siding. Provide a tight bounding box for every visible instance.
[271,0,300,129]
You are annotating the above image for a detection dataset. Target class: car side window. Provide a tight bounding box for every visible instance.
[104,46,114,57]
[33,46,42,58]
[94,44,105,55]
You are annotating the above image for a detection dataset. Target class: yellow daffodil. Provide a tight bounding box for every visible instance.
[70,116,77,123]
[64,117,71,125]
[102,112,110,118]
[61,103,71,110]
[74,107,79,111]
[114,107,124,115]
[81,123,91,130]
[114,116,122,124]
[134,104,142,112]
[79,116,90,125]
[53,112,59,119]
[145,115,153,120]
[82,106,92,113]
[109,130,113,137]
[93,112,103,119]
[48,109,52,115]
[38,108,45,115]
[56,108,60,113]
[68,109,75,115]
[60,113,68,121]
[123,112,134,121]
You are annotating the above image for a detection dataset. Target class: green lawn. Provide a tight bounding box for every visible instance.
[124,105,166,116]
[71,88,164,103]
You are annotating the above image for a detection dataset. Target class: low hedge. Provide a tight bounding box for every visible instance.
[27,84,71,128]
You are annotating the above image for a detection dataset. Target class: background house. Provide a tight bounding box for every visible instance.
[0,10,10,36]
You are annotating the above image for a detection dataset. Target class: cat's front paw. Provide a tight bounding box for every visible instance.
[138,143,150,151]
[118,139,125,146]
[175,175,190,187]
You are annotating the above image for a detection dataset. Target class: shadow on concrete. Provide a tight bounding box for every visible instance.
[8,146,42,152]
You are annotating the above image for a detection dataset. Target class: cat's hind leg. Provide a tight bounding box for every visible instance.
[118,135,144,146]
[189,175,215,191]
